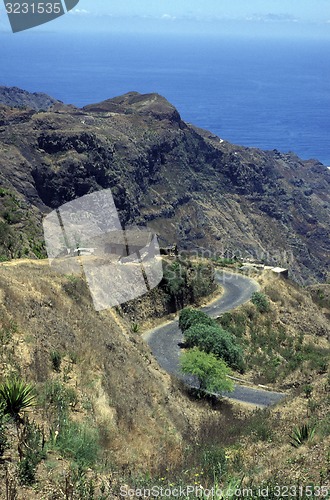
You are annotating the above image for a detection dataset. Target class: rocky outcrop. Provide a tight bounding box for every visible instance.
[83,91,183,123]
[0,86,60,111]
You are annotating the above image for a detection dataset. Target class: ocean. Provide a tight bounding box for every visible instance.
[1,32,330,166]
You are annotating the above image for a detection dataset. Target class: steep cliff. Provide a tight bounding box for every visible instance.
[0,88,329,283]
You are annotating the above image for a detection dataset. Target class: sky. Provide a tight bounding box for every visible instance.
[1,0,330,36]
[79,0,330,22]
[65,0,330,36]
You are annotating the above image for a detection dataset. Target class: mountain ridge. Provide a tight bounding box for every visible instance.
[0,86,60,111]
[0,86,329,283]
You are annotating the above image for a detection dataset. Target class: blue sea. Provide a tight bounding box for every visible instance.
[1,32,330,166]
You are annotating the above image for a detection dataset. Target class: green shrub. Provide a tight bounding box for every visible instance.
[0,378,36,420]
[301,344,330,373]
[201,445,227,478]
[39,380,77,421]
[3,210,21,225]
[50,350,62,372]
[17,420,46,485]
[18,456,36,485]
[185,323,208,347]
[189,262,216,300]
[31,241,46,259]
[251,292,270,313]
[179,307,215,333]
[184,323,244,372]
[217,312,247,338]
[216,257,236,266]
[218,312,233,329]
[54,420,100,467]
[180,347,234,394]
[163,261,187,297]
[303,384,313,398]
[65,465,96,499]
[162,260,215,308]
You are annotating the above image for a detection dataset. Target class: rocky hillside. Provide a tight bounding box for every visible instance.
[0,86,60,111]
[0,87,329,283]
[0,260,329,497]
[0,259,207,497]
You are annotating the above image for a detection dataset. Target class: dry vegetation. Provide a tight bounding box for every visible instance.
[0,261,186,496]
[0,260,329,498]
[0,258,222,497]
[209,272,330,489]
[222,272,330,388]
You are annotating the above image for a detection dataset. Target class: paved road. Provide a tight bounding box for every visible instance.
[143,270,286,407]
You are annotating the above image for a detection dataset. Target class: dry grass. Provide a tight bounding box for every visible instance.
[225,274,330,387]
[216,273,330,487]
[0,261,209,496]
[234,372,330,487]
[0,262,329,496]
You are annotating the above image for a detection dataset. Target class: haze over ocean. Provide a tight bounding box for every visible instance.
[1,32,330,166]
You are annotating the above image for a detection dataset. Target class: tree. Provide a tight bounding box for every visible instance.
[162,261,187,308]
[179,307,214,333]
[163,261,186,294]
[180,348,234,394]
[184,323,244,372]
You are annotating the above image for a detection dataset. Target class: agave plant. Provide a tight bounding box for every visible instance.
[289,423,316,448]
[0,378,36,420]
[130,323,140,333]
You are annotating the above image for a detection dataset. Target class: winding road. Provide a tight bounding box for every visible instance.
[143,270,286,407]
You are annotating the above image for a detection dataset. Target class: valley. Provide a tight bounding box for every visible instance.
[0,87,329,497]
